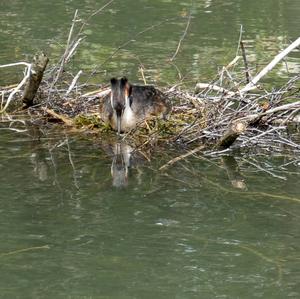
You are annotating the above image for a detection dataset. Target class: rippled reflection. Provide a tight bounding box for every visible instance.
[0,123,299,298]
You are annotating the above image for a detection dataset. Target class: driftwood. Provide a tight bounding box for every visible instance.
[44,108,73,126]
[217,121,247,149]
[22,53,49,107]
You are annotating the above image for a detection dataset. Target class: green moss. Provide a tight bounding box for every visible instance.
[71,110,206,149]
[74,114,101,127]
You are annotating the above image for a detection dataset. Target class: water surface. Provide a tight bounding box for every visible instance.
[0,0,300,298]
[0,124,299,298]
[0,0,299,86]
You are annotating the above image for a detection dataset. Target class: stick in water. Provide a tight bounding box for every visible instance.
[240,37,300,93]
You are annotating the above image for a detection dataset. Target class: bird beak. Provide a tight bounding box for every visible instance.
[117,114,122,135]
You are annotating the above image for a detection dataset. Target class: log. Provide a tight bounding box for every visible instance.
[44,108,73,126]
[22,53,49,107]
[217,121,247,149]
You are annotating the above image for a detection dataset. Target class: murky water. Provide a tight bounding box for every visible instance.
[0,0,300,298]
[0,0,299,85]
[0,124,299,298]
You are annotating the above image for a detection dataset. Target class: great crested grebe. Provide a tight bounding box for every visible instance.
[100,77,170,134]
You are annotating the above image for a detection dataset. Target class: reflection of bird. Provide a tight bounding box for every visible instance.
[30,152,49,182]
[110,143,132,188]
[100,141,146,188]
[99,77,170,134]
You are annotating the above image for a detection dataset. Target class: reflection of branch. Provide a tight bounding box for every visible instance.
[0,245,50,257]
[49,146,62,193]
[65,136,79,190]
[87,16,181,81]
[159,145,205,171]
[238,244,283,283]
[77,0,115,35]
[170,11,192,61]
[201,176,300,203]
[222,156,247,190]
[242,157,287,181]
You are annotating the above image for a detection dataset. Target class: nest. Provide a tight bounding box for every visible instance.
[1,8,299,168]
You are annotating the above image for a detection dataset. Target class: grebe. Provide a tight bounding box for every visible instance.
[100,77,170,134]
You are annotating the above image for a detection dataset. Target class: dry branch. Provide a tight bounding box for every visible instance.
[240,37,300,94]
[45,108,73,126]
[0,62,32,113]
[66,70,82,95]
[53,10,79,85]
[195,83,236,96]
[240,101,300,123]
[22,53,49,107]
[217,121,247,149]
[240,40,251,83]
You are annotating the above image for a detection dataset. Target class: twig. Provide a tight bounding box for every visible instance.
[0,127,27,133]
[240,37,300,93]
[65,37,85,62]
[170,9,192,61]
[242,158,287,180]
[236,24,243,57]
[195,83,236,96]
[87,16,180,81]
[240,40,250,83]
[241,126,286,146]
[77,0,115,35]
[139,66,147,85]
[53,9,79,85]
[159,145,205,171]
[240,101,300,122]
[0,62,32,113]
[225,56,241,69]
[66,70,83,95]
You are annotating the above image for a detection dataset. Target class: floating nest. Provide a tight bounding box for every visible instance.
[1,16,299,161]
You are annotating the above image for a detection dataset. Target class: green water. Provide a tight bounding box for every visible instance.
[0,0,300,298]
[0,0,299,85]
[0,125,299,298]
